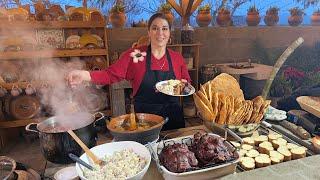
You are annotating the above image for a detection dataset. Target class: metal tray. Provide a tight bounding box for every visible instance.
[147,133,240,180]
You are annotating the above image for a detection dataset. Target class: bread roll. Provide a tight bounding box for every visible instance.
[272,138,287,149]
[255,155,271,168]
[268,133,282,142]
[239,149,247,157]
[286,143,299,150]
[277,147,292,161]
[270,157,281,165]
[290,147,306,160]
[231,141,241,148]
[269,150,284,162]
[246,149,260,158]
[254,135,268,146]
[258,142,274,154]
[242,144,254,151]
[242,137,255,146]
[240,157,255,171]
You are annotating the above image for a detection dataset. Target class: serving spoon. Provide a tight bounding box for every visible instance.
[67,130,106,167]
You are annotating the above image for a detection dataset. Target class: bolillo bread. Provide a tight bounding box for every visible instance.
[290,147,306,160]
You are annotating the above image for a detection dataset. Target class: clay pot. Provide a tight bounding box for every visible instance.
[216,11,232,27]
[25,83,36,95]
[264,13,279,26]
[109,12,127,28]
[246,12,260,26]
[10,85,22,97]
[288,15,303,26]
[160,11,174,25]
[311,12,320,26]
[196,10,212,27]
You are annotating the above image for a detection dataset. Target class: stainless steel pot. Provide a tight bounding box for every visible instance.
[25,112,104,164]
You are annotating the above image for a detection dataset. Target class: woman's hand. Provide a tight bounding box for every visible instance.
[67,70,91,88]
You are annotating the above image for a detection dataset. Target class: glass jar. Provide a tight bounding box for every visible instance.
[181,24,194,44]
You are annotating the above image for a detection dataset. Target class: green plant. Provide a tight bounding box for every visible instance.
[110,4,125,13]
[248,5,259,13]
[289,7,304,16]
[198,4,211,12]
[218,7,230,14]
[159,3,172,12]
[266,6,279,14]
[270,73,293,97]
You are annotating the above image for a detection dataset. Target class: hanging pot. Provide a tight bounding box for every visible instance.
[246,12,260,26]
[264,13,279,26]
[288,15,303,26]
[10,85,21,97]
[311,12,320,26]
[216,11,232,27]
[25,112,105,164]
[196,10,212,27]
[109,12,126,28]
[25,83,36,95]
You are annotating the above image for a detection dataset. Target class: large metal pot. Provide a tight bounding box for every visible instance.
[107,113,168,145]
[25,112,104,164]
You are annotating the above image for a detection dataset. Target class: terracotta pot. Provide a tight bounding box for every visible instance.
[288,15,303,26]
[311,12,320,26]
[264,13,279,26]
[216,11,231,27]
[196,10,212,27]
[246,12,260,26]
[109,12,127,28]
[160,11,174,25]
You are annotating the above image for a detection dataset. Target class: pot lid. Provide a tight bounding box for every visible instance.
[10,95,41,120]
[37,112,93,133]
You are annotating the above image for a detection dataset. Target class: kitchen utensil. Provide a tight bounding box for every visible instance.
[128,104,137,131]
[68,153,93,171]
[279,120,311,140]
[67,130,106,167]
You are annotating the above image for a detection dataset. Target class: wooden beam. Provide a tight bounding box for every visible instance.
[190,0,203,14]
[167,0,183,16]
[181,0,188,16]
[185,0,194,16]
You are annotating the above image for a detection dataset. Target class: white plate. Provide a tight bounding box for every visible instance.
[54,166,78,180]
[155,80,195,97]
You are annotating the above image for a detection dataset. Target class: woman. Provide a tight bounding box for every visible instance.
[67,13,191,130]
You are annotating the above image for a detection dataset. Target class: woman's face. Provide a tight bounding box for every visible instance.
[148,18,170,48]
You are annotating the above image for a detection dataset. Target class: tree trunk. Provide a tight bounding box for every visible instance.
[261,37,304,99]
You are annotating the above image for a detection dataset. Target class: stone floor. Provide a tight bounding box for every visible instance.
[0,117,202,179]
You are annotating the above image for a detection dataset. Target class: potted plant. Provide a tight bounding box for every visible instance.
[159,3,174,25]
[288,7,304,26]
[246,5,260,26]
[311,9,320,26]
[216,7,232,27]
[196,4,212,27]
[109,4,126,28]
[264,6,279,26]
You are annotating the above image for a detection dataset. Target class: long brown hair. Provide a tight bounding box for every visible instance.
[147,13,172,30]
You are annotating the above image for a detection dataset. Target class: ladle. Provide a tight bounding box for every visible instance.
[67,130,106,167]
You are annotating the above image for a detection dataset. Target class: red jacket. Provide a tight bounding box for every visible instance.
[90,46,191,96]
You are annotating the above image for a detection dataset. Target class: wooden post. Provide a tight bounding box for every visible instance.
[83,0,87,8]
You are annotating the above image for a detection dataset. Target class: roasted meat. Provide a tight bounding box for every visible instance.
[159,143,198,173]
[190,132,234,165]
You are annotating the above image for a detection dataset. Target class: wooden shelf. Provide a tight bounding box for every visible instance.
[188,68,197,71]
[0,109,111,128]
[0,20,106,29]
[168,43,201,47]
[0,49,107,59]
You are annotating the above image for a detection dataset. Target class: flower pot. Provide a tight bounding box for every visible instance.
[196,10,212,27]
[264,13,279,26]
[288,15,303,26]
[216,11,231,27]
[160,11,174,25]
[246,12,260,26]
[109,12,126,28]
[311,12,320,26]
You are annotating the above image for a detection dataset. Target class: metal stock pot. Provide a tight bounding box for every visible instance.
[25,112,104,164]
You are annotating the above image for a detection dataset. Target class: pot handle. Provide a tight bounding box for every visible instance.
[164,117,169,124]
[92,112,106,127]
[25,123,39,133]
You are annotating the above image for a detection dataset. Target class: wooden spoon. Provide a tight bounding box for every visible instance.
[67,130,105,167]
[128,104,137,131]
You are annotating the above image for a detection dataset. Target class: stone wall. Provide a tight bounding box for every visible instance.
[106,26,320,66]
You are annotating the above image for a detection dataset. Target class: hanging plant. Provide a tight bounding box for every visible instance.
[109,4,127,28]
[216,7,232,27]
[288,7,304,26]
[246,5,260,26]
[196,4,212,27]
[264,6,279,26]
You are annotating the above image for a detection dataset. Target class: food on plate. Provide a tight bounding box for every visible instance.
[159,132,238,173]
[258,141,274,154]
[245,149,259,158]
[242,144,254,151]
[159,143,198,173]
[267,133,282,142]
[254,155,271,168]
[83,149,146,180]
[272,138,287,149]
[194,73,271,125]
[239,149,247,157]
[286,143,299,150]
[277,147,292,161]
[157,79,192,95]
[290,147,306,160]
[242,137,255,146]
[240,157,255,170]
[254,135,268,146]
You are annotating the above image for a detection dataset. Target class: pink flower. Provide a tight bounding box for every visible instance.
[130,49,146,63]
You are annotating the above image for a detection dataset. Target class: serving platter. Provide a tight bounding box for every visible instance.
[155,80,195,97]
